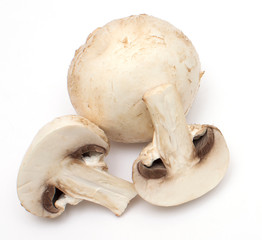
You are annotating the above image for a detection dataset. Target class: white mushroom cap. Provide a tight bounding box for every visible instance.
[68,14,202,143]
[132,84,229,206]
[17,115,136,218]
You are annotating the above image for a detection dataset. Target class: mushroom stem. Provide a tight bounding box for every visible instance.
[54,158,137,216]
[143,84,195,170]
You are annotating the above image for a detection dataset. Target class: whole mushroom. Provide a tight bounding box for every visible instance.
[132,84,229,206]
[68,14,203,143]
[17,115,136,218]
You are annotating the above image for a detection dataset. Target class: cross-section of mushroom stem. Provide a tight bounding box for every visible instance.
[143,83,197,171]
[17,115,137,218]
[51,158,136,216]
[132,84,229,206]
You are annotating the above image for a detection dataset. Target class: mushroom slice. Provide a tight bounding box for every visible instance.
[17,115,137,218]
[132,84,229,206]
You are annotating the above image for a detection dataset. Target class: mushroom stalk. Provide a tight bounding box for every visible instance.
[54,159,136,216]
[143,84,195,171]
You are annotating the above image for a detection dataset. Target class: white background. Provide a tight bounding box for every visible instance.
[0,0,261,239]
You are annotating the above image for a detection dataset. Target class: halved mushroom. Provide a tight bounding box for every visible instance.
[17,115,137,218]
[132,84,229,206]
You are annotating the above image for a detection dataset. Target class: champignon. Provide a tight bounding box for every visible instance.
[132,84,229,206]
[68,14,203,143]
[17,115,137,218]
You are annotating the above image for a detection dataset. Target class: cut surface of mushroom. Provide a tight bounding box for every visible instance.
[17,115,137,218]
[68,14,202,143]
[132,84,229,206]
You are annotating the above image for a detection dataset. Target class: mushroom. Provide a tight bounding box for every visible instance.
[132,84,229,206]
[68,14,203,143]
[17,115,137,218]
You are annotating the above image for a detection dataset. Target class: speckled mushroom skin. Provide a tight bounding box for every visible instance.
[68,14,202,143]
